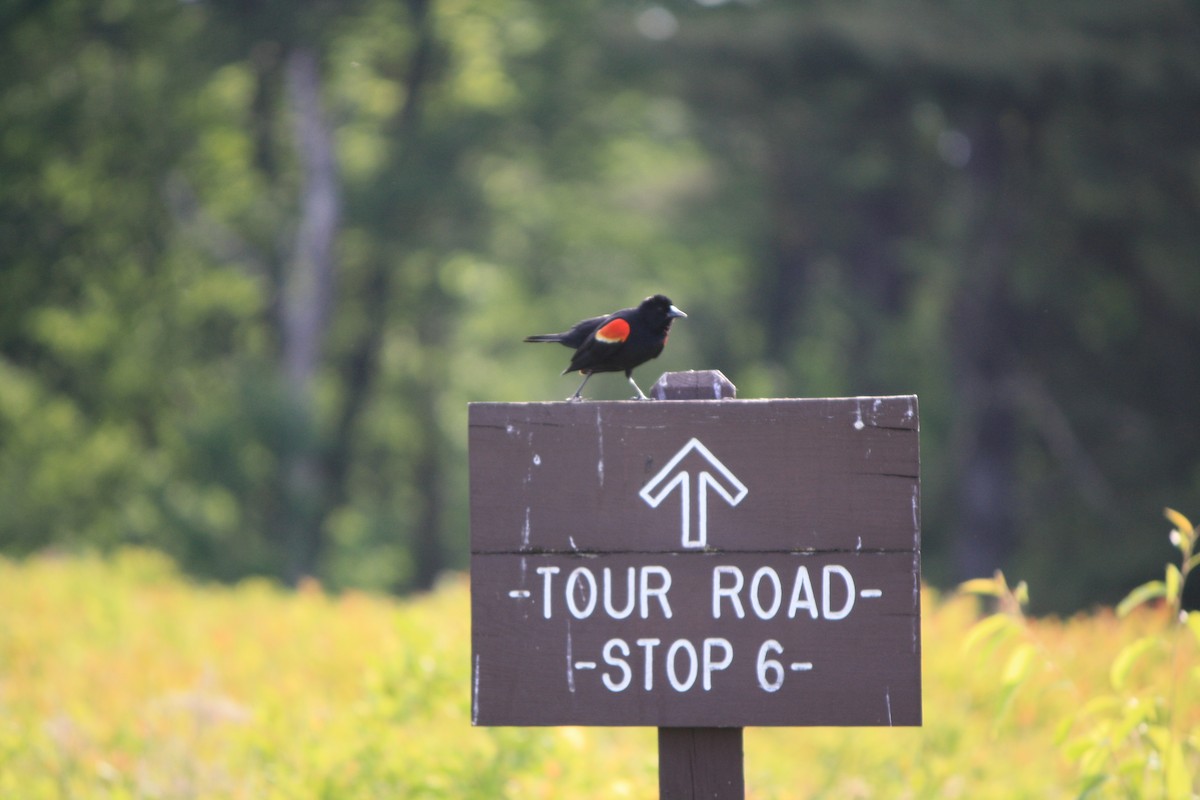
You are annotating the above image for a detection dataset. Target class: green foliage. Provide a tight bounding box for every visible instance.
[961,509,1200,798]
[1117,509,1199,621]
[1,0,1199,606]
[2,536,1199,797]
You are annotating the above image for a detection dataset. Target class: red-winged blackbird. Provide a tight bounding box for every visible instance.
[524,294,687,400]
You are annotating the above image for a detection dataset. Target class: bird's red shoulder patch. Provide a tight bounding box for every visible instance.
[594,318,630,343]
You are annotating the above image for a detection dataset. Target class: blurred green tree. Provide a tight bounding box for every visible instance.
[602,0,1200,606]
[1,0,1198,609]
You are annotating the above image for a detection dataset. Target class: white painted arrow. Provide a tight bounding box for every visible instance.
[639,438,748,548]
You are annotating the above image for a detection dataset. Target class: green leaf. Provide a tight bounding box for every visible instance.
[1078,744,1111,782]
[1075,773,1108,799]
[1142,725,1164,749]
[1185,553,1200,575]
[1164,507,1194,542]
[1116,580,1166,617]
[962,613,1018,655]
[958,577,1002,597]
[1110,636,1157,691]
[992,680,1021,732]
[1053,713,1077,746]
[1002,642,1037,687]
[1165,563,1182,605]
[1079,695,1121,719]
[1115,703,1153,743]
[1164,737,1190,800]
[1062,734,1095,762]
[1187,611,1200,644]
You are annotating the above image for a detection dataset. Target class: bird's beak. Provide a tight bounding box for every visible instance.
[669,305,687,319]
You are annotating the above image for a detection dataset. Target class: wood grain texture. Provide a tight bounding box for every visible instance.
[470,388,921,729]
[470,396,919,554]
[650,369,737,400]
[659,728,744,800]
[471,551,920,726]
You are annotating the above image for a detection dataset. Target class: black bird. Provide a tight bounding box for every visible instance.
[524,294,687,400]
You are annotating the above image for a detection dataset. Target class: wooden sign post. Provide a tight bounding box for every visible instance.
[470,371,921,797]
[652,371,744,800]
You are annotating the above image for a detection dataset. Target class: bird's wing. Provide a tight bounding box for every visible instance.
[524,314,607,345]
[560,314,609,345]
[565,313,632,373]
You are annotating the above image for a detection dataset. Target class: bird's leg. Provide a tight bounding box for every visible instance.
[627,374,649,400]
[569,372,593,401]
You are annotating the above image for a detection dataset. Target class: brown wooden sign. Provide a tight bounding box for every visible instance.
[470,395,921,727]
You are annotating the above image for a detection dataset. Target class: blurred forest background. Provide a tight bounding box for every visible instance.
[2,0,1198,612]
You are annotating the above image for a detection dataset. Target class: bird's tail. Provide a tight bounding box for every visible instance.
[523,333,564,343]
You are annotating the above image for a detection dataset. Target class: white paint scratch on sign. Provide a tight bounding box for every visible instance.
[596,406,605,487]
[472,654,481,725]
[566,620,576,694]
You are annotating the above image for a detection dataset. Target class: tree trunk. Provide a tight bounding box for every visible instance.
[948,115,1020,581]
[280,44,340,584]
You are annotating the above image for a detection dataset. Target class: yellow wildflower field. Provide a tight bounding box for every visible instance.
[1,550,1196,798]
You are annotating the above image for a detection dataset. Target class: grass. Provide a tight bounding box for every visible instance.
[0,538,1197,798]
